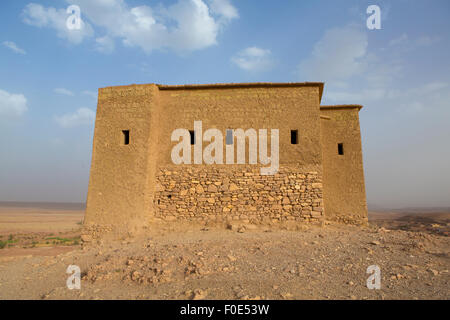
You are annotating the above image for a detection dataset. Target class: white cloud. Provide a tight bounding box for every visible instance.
[231,47,274,72]
[298,24,449,111]
[95,35,115,54]
[418,81,449,93]
[386,81,450,114]
[415,35,440,47]
[326,88,387,103]
[0,89,28,117]
[297,24,405,104]
[295,23,450,158]
[396,82,449,97]
[2,41,26,55]
[298,25,368,83]
[23,0,238,53]
[55,107,95,128]
[54,88,75,96]
[389,33,440,49]
[208,0,239,20]
[22,3,94,44]
[163,0,219,52]
[389,33,408,47]
[82,90,97,99]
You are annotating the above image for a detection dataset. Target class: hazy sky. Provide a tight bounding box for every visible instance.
[0,0,449,208]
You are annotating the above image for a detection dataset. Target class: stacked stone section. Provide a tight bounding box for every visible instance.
[154,166,324,223]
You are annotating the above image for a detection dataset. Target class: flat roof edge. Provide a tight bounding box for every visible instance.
[156,82,323,90]
[99,82,325,101]
[158,82,324,103]
[320,104,363,110]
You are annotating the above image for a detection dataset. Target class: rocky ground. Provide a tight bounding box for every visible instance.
[0,210,449,300]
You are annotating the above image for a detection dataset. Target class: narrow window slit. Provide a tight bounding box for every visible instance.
[338,143,344,155]
[122,130,130,145]
[226,129,233,145]
[291,130,298,145]
[189,130,195,145]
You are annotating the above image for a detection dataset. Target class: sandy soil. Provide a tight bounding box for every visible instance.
[369,210,449,237]
[0,203,83,257]
[0,203,448,300]
[0,202,84,235]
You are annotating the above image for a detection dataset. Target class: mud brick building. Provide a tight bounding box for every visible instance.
[85,82,368,232]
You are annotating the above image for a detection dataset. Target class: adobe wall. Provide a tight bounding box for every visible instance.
[156,85,323,166]
[84,83,369,236]
[320,106,368,225]
[85,84,161,231]
[152,85,325,224]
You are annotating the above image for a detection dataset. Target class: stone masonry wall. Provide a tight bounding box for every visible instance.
[85,83,368,236]
[154,165,324,224]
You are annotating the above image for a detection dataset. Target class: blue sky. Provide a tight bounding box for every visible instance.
[0,0,449,208]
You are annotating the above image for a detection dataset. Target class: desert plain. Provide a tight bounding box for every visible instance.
[0,202,448,300]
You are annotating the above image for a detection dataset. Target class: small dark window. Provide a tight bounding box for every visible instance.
[338,143,344,155]
[226,129,233,145]
[122,130,130,145]
[189,130,195,145]
[291,130,298,144]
